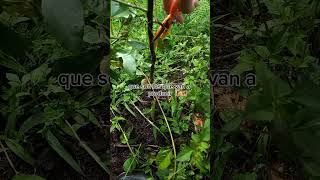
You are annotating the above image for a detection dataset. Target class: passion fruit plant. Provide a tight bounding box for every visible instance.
[110,0,211,179]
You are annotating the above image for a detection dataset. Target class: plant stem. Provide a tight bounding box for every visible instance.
[132,102,169,141]
[156,97,177,179]
[141,71,177,178]
[147,0,157,83]
[0,141,18,174]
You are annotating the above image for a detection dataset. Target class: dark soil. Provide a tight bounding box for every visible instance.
[110,100,168,177]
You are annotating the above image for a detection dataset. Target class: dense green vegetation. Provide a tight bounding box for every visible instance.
[1,0,320,179]
[0,0,109,179]
[214,0,320,179]
[111,0,210,179]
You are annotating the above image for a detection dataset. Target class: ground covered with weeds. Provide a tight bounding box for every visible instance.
[110,0,211,179]
[1,0,320,180]
[213,1,320,180]
[0,1,110,179]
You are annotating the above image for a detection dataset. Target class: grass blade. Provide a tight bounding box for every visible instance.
[45,130,84,175]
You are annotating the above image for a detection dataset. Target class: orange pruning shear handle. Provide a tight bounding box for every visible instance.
[153,14,174,42]
[153,0,180,42]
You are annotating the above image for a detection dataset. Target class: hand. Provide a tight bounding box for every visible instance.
[180,0,199,14]
[163,0,199,23]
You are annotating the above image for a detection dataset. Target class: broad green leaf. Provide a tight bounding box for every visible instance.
[128,40,146,49]
[83,25,101,44]
[111,1,132,18]
[255,61,291,97]
[255,46,270,58]
[45,130,83,175]
[42,0,84,53]
[231,62,253,74]
[221,116,242,134]
[12,174,46,180]
[176,147,193,162]
[116,52,137,74]
[156,149,172,170]
[231,50,257,74]
[123,155,137,173]
[5,139,35,166]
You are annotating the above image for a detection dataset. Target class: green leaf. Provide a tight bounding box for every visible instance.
[264,0,283,15]
[303,159,320,177]
[12,174,46,180]
[255,46,270,58]
[78,138,111,175]
[63,120,111,175]
[231,49,256,74]
[257,133,270,154]
[176,147,193,162]
[219,110,243,134]
[156,149,172,170]
[76,108,101,127]
[0,51,26,73]
[111,1,132,18]
[83,25,101,44]
[123,155,137,173]
[6,73,20,83]
[255,61,291,97]
[287,36,305,56]
[292,81,320,110]
[42,0,84,53]
[19,114,45,133]
[45,130,83,175]
[116,52,137,74]
[5,139,35,166]
[30,64,51,84]
[231,62,253,74]
[128,40,146,49]
[124,102,137,117]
